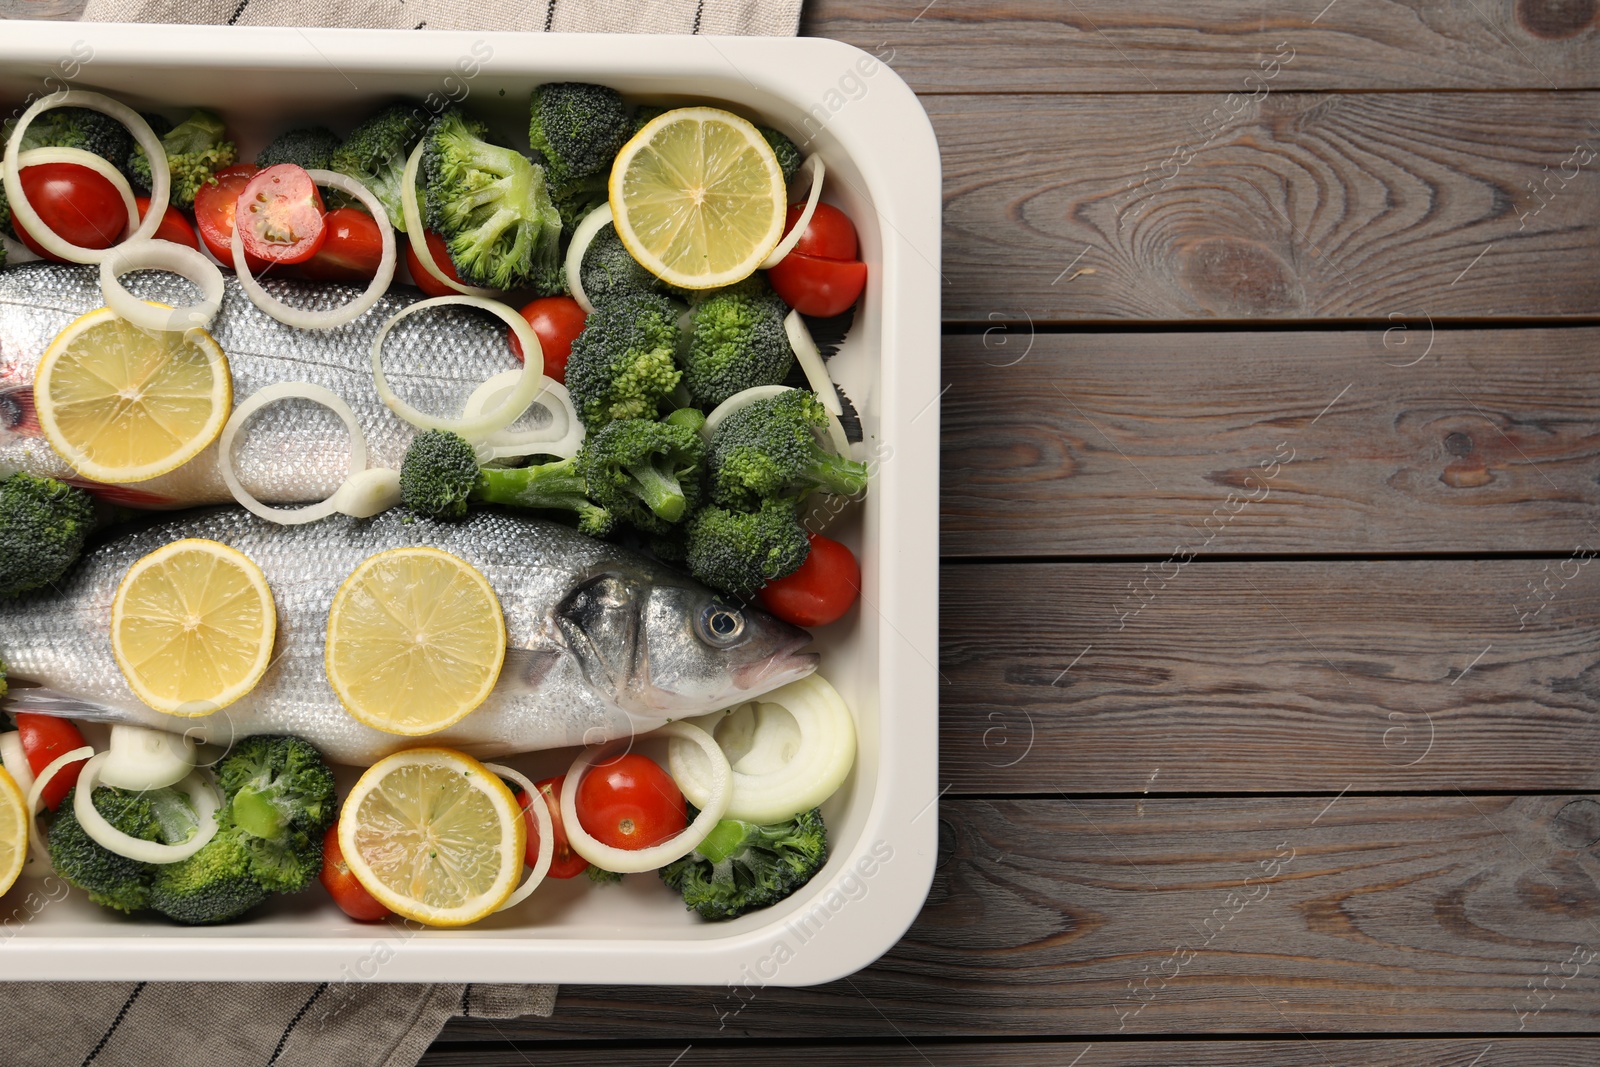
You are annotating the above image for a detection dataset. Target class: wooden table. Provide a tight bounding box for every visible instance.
[11,1,1600,1062]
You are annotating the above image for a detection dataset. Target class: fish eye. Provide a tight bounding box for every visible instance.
[697,605,745,646]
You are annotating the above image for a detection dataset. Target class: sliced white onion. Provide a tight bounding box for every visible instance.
[232,170,396,330]
[484,762,555,913]
[559,723,732,874]
[3,91,168,264]
[463,371,585,460]
[702,383,851,457]
[328,466,403,519]
[25,744,93,868]
[74,755,221,864]
[670,674,856,825]
[758,154,825,270]
[219,383,368,525]
[18,147,138,239]
[785,310,843,417]
[564,203,613,315]
[372,296,544,439]
[98,725,196,792]
[100,239,225,334]
[0,732,35,797]
[399,141,498,298]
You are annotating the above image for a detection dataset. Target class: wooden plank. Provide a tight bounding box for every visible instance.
[424,1038,1600,1066]
[940,330,1600,556]
[937,561,1600,793]
[0,0,86,18]
[804,0,1600,93]
[441,796,1600,1039]
[930,92,1600,321]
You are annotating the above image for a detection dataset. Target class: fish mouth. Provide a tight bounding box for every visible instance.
[733,635,820,692]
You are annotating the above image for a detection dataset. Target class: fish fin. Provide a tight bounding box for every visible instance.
[1,685,134,723]
[62,479,182,510]
[0,385,40,436]
[496,647,565,696]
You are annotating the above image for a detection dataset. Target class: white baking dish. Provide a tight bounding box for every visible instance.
[0,23,941,985]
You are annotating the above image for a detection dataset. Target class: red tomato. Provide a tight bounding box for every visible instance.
[13,163,127,260]
[298,207,385,283]
[784,203,858,261]
[517,777,590,879]
[135,196,199,251]
[574,754,687,851]
[319,824,391,921]
[757,532,861,627]
[237,164,327,265]
[193,163,272,269]
[13,713,89,812]
[509,296,587,383]
[403,230,466,298]
[767,251,868,318]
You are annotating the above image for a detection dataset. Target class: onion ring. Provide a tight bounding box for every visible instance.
[484,762,555,913]
[232,170,396,330]
[399,141,498,298]
[17,146,138,241]
[25,745,93,868]
[564,203,613,315]
[219,382,369,525]
[559,723,732,874]
[758,154,826,270]
[463,370,585,460]
[100,239,226,334]
[784,310,843,417]
[73,754,221,864]
[371,296,544,439]
[3,91,168,264]
[0,732,36,797]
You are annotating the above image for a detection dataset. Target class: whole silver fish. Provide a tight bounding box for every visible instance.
[0,262,545,509]
[0,508,817,765]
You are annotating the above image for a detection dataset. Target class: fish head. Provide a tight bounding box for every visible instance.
[555,569,819,717]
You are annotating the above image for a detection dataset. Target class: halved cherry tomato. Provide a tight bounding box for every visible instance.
[768,252,868,318]
[319,823,391,921]
[574,754,687,851]
[757,532,861,627]
[403,230,466,298]
[517,777,590,879]
[193,163,272,269]
[135,196,199,251]
[786,203,858,261]
[508,296,587,383]
[13,162,127,260]
[298,207,385,283]
[237,164,327,265]
[13,713,89,812]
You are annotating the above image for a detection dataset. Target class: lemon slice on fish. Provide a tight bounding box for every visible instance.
[338,747,525,927]
[34,307,232,484]
[0,766,28,899]
[609,107,786,290]
[111,538,277,717]
[325,547,506,736]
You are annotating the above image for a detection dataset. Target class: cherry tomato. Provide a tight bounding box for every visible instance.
[757,532,861,627]
[767,251,868,318]
[237,164,327,265]
[319,824,391,921]
[509,296,587,383]
[193,163,272,269]
[135,196,199,251]
[785,203,858,261]
[298,207,385,283]
[13,163,127,260]
[403,230,466,298]
[574,754,687,851]
[13,713,89,812]
[517,777,590,879]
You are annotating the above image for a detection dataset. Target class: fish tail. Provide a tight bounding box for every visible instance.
[1,686,135,724]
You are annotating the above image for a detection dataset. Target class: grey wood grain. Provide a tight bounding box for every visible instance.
[0,0,86,19]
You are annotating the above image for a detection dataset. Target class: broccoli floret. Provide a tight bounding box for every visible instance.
[148,831,270,926]
[577,222,666,302]
[551,173,609,237]
[664,406,708,435]
[758,126,802,185]
[2,107,132,170]
[400,429,614,535]
[631,105,668,136]
[660,808,828,921]
[47,786,162,914]
[128,109,238,209]
[0,472,96,598]
[707,389,868,510]
[255,126,339,170]
[685,499,810,595]
[212,735,336,894]
[422,109,563,292]
[328,104,427,232]
[578,418,704,532]
[527,82,630,187]
[587,865,623,885]
[683,278,794,407]
[565,291,684,430]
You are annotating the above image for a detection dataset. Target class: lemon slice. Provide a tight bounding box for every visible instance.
[609,106,786,290]
[34,307,232,484]
[325,547,506,736]
[338,747,525,927]
[0,766,28,899]
[111,538,277,717]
